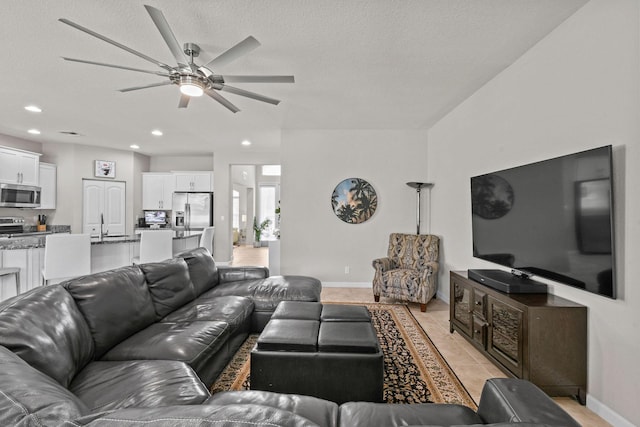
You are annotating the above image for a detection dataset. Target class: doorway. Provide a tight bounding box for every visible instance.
[230,164,280,267]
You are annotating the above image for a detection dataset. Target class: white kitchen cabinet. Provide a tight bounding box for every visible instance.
[174,172,213,192]
[83,180,126,237]
[36,162,57,209]
[142,173,174,210]
[0,248,43,301]
[0,146,40,186]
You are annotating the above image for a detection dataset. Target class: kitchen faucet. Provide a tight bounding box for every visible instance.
[100,213,104,240]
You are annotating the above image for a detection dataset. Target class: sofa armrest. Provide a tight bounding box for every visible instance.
[477,378,581,427]
[218,265,270,283]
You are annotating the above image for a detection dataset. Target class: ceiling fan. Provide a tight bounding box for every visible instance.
[59,5,294,113]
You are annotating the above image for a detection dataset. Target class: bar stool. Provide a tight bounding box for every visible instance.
[0,267,20,295]
[200,226,215,255]
[132,230,174,264]
[42,234,91,285]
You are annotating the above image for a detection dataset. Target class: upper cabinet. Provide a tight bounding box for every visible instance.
[174,172,213,192]
[142,173,175,210]
[0,146,40,186]
[36,163,57,210]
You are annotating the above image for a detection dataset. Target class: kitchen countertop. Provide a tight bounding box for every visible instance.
[0,230,202,250]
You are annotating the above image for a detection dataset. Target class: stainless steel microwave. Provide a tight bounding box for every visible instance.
[0,183,41,208]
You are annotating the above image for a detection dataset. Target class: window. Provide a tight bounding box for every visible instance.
[259,185,277,238]
[232,190,240,229]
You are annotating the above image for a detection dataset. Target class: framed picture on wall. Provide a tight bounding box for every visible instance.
[95,160,116,178]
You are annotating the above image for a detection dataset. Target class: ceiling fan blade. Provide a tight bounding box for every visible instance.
[143,5,190,68]
[119,81,173,92]
[222,75,295,84]
[62,57,172,77]
[203,36,261,70]
[205,88,240,113]
[221,85,280,105]
[178,94,190,108]
[58,18,174,72]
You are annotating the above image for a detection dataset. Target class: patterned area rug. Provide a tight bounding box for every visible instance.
[211,303,476,408]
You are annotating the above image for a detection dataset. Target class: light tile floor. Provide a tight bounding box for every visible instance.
[231,246,611,426]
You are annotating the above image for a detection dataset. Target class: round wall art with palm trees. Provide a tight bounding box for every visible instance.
[331,178,378,224]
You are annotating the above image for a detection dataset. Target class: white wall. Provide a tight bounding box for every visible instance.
[281,130,429,283]
[150,155,213,172]
[427,0,639,425]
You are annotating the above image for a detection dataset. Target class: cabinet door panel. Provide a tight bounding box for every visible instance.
[19,153,39,186]
[0,149,21,183]
[191,173,212,191]
[451,279,473,336]
[174,174,193,191]
[37,163,56,209]
[487,297,523,377]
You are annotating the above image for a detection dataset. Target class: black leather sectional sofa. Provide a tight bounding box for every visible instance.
[0,247,580,426]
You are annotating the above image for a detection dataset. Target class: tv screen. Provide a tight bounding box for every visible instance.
[471,145,615,298]
[144,210,167,225]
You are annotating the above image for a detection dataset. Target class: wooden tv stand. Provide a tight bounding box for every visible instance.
[449,271,587,404]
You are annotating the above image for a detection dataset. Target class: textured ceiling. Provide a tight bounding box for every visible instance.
[0,0,588,155]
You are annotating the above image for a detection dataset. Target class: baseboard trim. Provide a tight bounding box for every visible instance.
[322,282,372,288]
[586,394,634,427]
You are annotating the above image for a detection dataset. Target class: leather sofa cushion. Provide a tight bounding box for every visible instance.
[70,360,209,412]
[477,378,581,427]
[338,402,483,427]
[204,275,322,312]
[176,247,220,295]
[218,265,269,282]
[207,390,339,427]
[257,319,319,352]
[0,285,94,387]
[321,304,371,322]
[272,301,323,320]
[76,404,322,426]
[318,322,379,353]
[0,345,88,426]
[162,295,254,330]
[64,266,157,358]
[101,320,230,375]
[140,258,197,319]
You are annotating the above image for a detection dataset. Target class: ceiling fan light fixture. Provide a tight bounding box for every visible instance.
[179,76,204,97]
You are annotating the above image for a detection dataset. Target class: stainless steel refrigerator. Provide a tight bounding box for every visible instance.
[172,192,213,231]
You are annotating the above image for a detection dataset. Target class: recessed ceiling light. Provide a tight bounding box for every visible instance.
[27,129,41,135]
[130,144,140,149]
[151,130,163,136]
[241,140,252,146]
[24,105,42,113]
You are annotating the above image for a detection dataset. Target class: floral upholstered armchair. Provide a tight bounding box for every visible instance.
[372,233,440,312]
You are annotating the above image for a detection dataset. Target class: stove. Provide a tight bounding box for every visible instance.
[0,217,26,235]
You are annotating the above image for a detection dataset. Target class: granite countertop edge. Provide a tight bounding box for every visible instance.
[0,230,202,250]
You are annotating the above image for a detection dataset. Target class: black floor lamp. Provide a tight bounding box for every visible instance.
[406,182,434,235]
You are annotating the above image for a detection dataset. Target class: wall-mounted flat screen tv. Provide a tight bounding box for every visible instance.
[471,145,616,298]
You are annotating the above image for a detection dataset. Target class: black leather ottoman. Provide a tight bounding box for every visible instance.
[250,302,384,404]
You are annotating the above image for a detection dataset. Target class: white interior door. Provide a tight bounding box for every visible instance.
[104,181,126,235]
[83,180,126,236]
[83,180,105,236]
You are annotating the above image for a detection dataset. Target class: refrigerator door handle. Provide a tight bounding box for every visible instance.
[185,203,191,231]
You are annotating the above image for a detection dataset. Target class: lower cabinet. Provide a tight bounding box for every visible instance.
[450,270,587,404]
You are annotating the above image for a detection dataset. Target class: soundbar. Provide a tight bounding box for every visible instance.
[467,269,548,294]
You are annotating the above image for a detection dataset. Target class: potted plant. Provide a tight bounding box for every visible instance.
[253,217,272,247]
